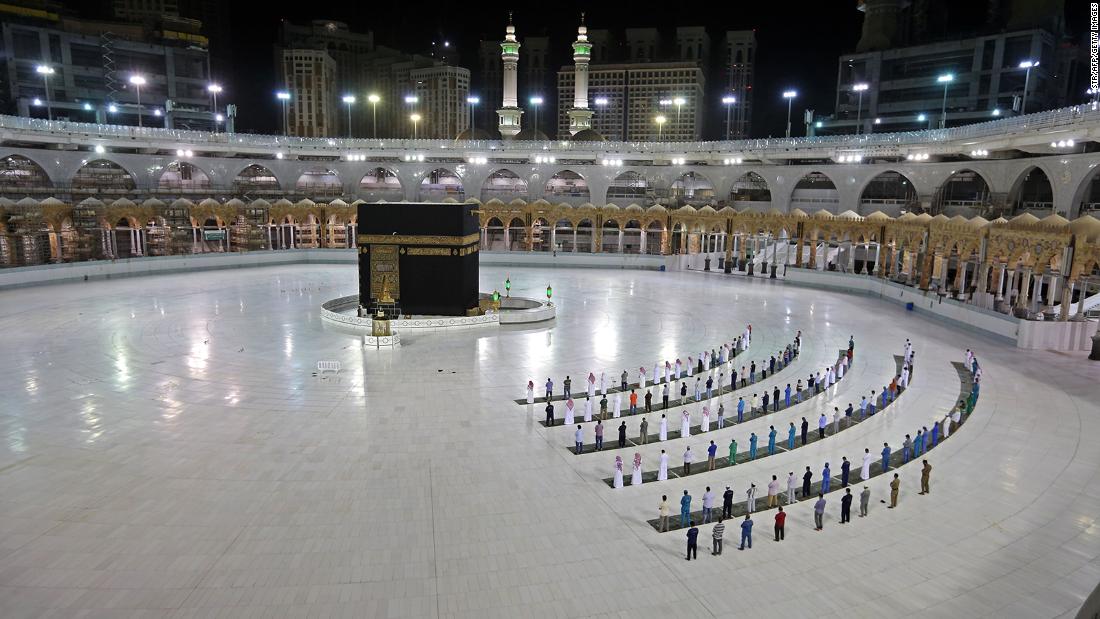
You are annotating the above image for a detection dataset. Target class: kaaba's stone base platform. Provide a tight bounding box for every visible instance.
[320,294,554,335]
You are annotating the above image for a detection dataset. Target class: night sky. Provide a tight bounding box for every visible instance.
[77,0,1096,138]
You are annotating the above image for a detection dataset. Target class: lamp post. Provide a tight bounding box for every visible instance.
[782,90,797,138]
[546,284,552,303]
[342,95,356,138]
[655,115,667,141]
[466,95,480,139]
[368,93,380,137]
[1018,60,1038,115]
[207,83,223,132]
[128,74,146,127]
[936,73,953,129]
[35,65,54,121]
[276,91,290,136]
[852,82,868,135]
[505,276,511,298]
[673,96,686,129]
[721,95,736,140]
[529,96,543,136]
[410,113,421,139]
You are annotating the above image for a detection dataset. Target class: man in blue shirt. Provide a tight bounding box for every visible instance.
[737,397,745,423]
[787,423,796,449]
[685,521,699,560]
[822,462,831,493]
[707,441,718,471]
[680,490,692,528]
[545,378,553,401]
[739,514,753,550]
[749,432,758,460]
[784,384,791,407]
[841,456,851,487]
[767,426,777,456]
[881,442,891,472]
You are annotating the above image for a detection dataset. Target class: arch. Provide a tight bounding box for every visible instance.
[606,171,651,204]
[72,159,137,194]
[601,218,621,253]
[1071,166,1100,218]
[480,168,528,202]
[507,216,526,251]
[295,167,341,198]
[158,161,211,192]
[1007,166,1054,215]
[359,167,404,201]
[0,154,52,192]
[858,170,918,216]
[420,168,465,201]
[644,220,665,254]
[790,171,839,212]
[483,216,505,250]
[670,171,715,208]
[544,169,590,205]
[575,218,595,253]
[932,169,991,216]
[531,216,551,251]
[233,164,281,194]
[621,219,643,254]
[728,171,771,211]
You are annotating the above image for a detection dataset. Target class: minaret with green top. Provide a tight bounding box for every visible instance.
[497,12,523,138]
[567,14,594,135]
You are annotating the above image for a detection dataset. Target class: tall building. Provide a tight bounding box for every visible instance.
[812,0,1079,135]
[281,48,336,138]
[724,30,755,139]
[411,65,470,139]
[676,26,710,70]
[0,3,214,129]
[625,28,659,62]
[280,19,472,139]
[557,63,704,141]
[496,17,523,138]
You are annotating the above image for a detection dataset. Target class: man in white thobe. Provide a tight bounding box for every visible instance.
[786,472,797,504]
[860,449,872,480]
[612,393,622,418]
[746,483,757,514]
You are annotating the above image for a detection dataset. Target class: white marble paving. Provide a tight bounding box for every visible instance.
[0,264,1097,618]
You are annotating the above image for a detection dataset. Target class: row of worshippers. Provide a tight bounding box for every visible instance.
[586,342,853,456]
[654,394,966,530]
[608,340,934,482]
[531,324,754,404]
[537,335,808,426]
[651,346,976,532]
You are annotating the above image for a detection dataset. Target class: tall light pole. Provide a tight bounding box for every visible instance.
[673,96,686,129]
[937,73,953,129]
[852,82,868,135]
[368,93,380,138]
[207,83,222,132]
[129,74,146,127]
[466,95,480,139]
[529,96,543,136]
[1018,60,1038,115]
[410,113,421,139]
[276,91,290,136]
[655,115,667,141]
[35,65,54,121]
[721,95,736,140]
[782,90,797,138]
[342,95,356,138]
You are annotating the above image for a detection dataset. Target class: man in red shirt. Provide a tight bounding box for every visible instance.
[629,389,638,415]
[774,506,786,541]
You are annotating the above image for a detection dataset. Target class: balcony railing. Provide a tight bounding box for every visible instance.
[2,101,1097,156]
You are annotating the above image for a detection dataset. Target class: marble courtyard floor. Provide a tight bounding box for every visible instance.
[0,264,1097,618]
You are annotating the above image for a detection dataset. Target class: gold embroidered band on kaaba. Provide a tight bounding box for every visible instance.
[357,233,480,246]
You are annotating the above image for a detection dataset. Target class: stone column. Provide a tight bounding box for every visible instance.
[794,233,804,268]
[807,233,817,269]
[1017,267,1033,309]
[1059,279,1074,321]
[977,261,991,295]
[919,252,936,290]
[503,226,510,250]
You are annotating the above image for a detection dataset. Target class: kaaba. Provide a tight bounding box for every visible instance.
[356,202,480,317]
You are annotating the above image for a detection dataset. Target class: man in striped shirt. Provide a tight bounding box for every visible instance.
[711,518,725,556]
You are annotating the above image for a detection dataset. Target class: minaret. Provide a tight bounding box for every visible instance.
[567,14,594,135]
[497,13,523,138]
